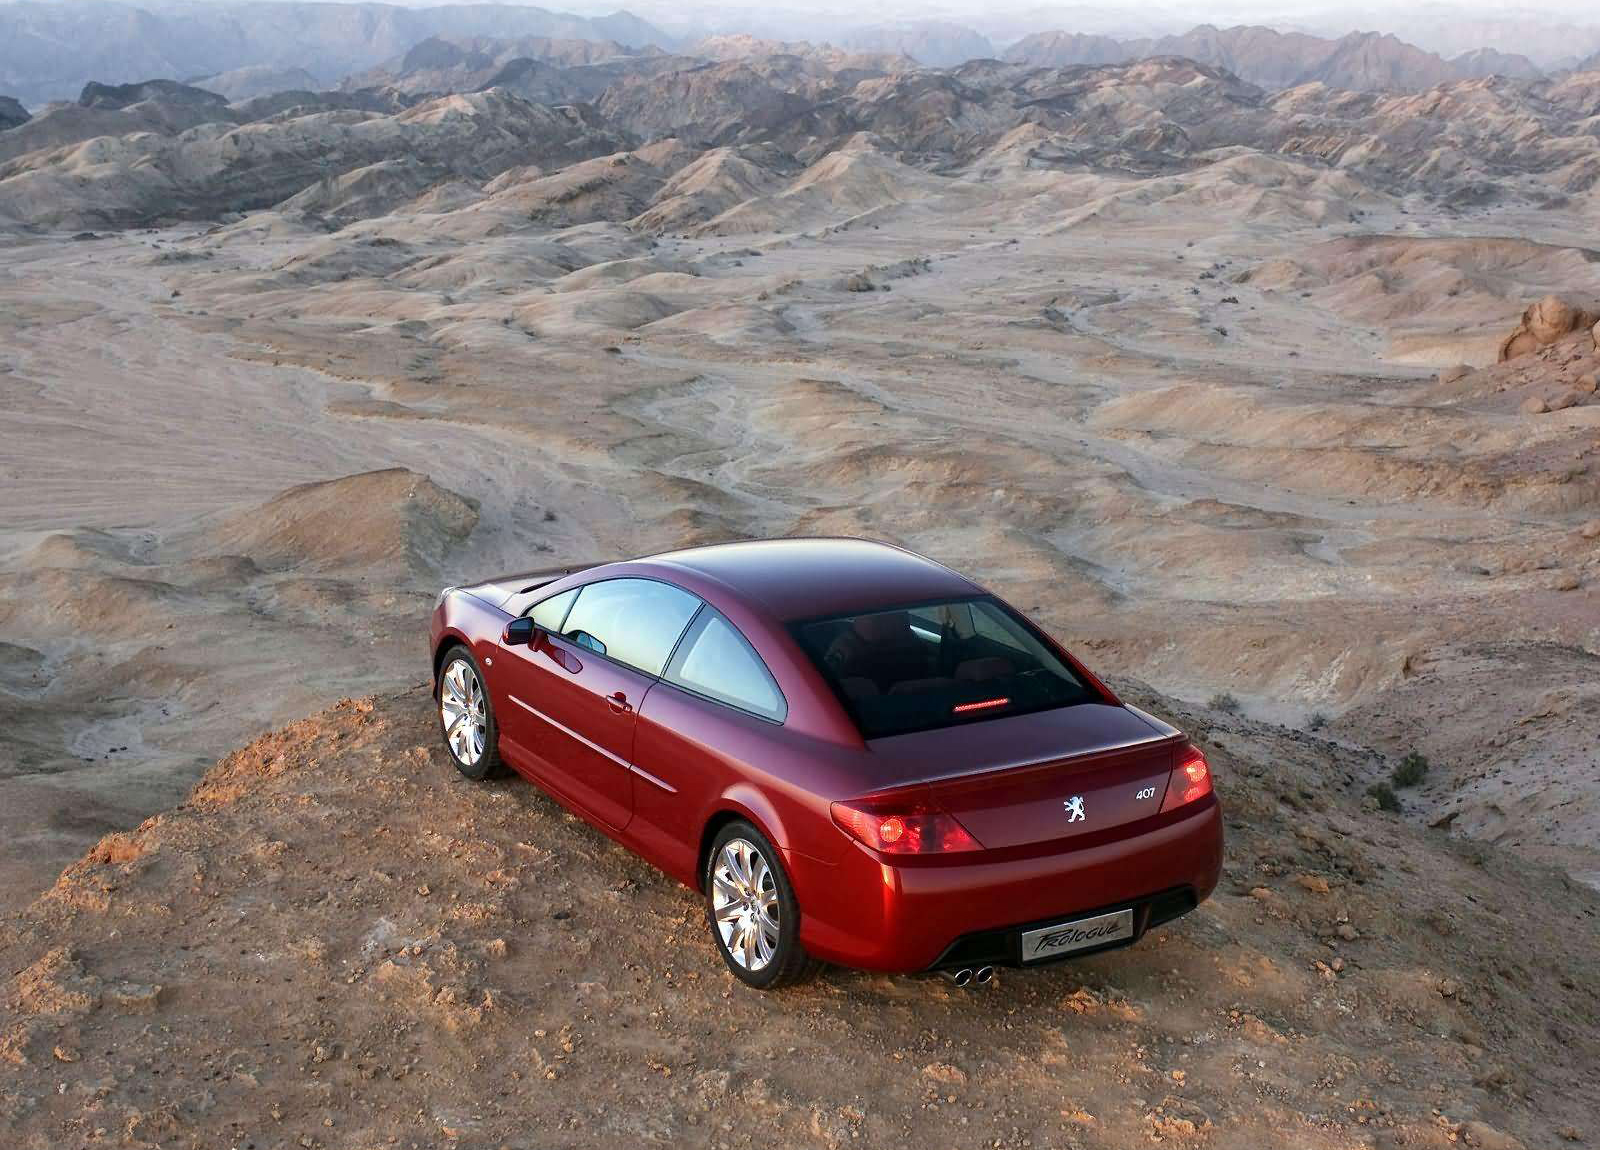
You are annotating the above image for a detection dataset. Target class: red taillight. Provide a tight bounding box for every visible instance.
[1160,743,1213,813]
[831,798,983,854]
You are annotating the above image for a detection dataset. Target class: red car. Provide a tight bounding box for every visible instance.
[429,539,1222,989]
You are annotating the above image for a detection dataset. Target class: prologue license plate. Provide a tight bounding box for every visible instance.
[1020,907,1134,962]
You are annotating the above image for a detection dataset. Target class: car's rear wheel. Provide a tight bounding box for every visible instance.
[437,646,503,780]
[705,820,819,989]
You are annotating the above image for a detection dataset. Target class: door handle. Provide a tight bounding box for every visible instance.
[606,691,632,714]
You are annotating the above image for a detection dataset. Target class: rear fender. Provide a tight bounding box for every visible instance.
[698,784,798,885]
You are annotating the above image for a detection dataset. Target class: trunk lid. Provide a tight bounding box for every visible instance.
[871,703,1181,849]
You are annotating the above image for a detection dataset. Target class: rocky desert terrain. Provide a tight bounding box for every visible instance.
[1,26,1598,1149]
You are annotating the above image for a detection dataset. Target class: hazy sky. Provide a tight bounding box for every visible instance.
[7,0,1600,66]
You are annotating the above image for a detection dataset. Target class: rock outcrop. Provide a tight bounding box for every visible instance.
[1499,295,1600,361]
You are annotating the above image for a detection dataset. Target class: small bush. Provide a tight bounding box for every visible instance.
[1307,712,1328,731]
[1392,752,1429,788]
[1366,782,1400,811]
[1209,692,1241,714]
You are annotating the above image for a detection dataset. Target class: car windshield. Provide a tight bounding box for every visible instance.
[791,597,1093,739]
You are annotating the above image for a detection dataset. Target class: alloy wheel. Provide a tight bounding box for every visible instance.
[440,658,486,768]
[710,837,780,971]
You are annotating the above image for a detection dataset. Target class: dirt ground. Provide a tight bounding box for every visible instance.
[2,685,1595,1149]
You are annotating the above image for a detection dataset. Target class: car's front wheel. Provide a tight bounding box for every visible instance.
[705,820,819,989]
[437,646,503,780]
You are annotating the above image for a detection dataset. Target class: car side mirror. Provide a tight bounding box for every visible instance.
[502,617,535,646]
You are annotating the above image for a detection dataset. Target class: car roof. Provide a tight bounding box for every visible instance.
[632,538,983,623]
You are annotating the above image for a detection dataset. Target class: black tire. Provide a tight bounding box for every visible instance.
[704,820,820,989]
[436,645,505,781]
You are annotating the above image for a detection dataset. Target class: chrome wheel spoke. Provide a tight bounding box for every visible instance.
[721,844,750,890]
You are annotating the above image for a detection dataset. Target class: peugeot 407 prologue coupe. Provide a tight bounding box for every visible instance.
[429,539,1222,989]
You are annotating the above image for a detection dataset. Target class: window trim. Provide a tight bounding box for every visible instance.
[662,605,789,724]
[531,575,704,680]
[521,585,580,634]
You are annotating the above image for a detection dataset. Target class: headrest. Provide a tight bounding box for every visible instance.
[852,610,911,645]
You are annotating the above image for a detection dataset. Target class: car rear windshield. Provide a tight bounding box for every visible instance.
[791,597,1094,739]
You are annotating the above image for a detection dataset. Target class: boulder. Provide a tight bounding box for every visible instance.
[1499,295,1600,362]
[1520,395,1550,414]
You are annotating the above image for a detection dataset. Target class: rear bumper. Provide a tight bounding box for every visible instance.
[792,796,1223,973]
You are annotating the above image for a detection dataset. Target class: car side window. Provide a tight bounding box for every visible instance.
[666,608,787,722]
[525,587,578,633]
[559,578,701,676]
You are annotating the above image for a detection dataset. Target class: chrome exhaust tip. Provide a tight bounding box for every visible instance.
[942,967,974,986]
[973,965,995,986]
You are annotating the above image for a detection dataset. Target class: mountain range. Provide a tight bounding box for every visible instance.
[0,0,674,106]
[1004,24,1545,91]
[7,37,1600,233]
[0,3,1586,111]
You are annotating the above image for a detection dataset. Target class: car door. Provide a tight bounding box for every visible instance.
[498,577,701,830]
[629,606,790,880]
[492,586,579,763]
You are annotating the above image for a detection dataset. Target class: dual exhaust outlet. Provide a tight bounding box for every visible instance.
[941,965,996,987]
